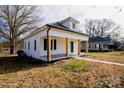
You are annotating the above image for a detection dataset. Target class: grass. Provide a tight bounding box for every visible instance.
[63,59,90,72]
[87,51,124,64]
[0,52,124,87]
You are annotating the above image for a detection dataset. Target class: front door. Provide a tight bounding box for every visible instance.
[70,41,74,53]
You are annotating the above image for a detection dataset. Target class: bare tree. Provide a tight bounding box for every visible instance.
[0,5,41,54]
[85,19,121,41]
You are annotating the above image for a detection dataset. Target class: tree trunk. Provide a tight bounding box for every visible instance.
[10,40,14,54]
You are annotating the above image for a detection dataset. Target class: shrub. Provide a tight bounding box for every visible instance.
[120,76,124,87]
[96,77,110,88]
[63,59,90,72]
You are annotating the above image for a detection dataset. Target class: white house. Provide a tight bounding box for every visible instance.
[23,17,89,62]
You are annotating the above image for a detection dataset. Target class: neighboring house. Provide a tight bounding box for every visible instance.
[116,42,124,51]
[81,36,113,52]
[0,42,10,52]
[23,17,88,62]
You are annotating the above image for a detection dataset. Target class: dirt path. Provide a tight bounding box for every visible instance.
[74,57,124,66]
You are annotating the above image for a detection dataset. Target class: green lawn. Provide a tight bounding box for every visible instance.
[0,54,124,88]
[87,51,124,64]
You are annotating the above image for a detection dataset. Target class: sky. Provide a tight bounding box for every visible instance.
[39,5,124,37]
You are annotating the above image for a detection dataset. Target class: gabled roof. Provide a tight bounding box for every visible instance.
[47,17,87,36]
[59,17,80,23]
[89,36,112,42]
[47,22,87,35]
[23,17,88,39]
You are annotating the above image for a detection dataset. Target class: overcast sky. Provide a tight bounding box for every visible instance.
[39,5,124,37]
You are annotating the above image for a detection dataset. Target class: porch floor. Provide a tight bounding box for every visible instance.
[40,53,87,61]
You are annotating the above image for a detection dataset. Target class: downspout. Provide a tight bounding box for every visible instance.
[46,25,51,62]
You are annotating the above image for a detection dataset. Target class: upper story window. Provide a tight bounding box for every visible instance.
[72,23,76,29]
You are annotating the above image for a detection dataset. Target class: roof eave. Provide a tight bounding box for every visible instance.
[46,24,88,36]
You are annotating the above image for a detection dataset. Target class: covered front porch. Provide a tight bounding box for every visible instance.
[39,27,88,62]
[40,36,88,62]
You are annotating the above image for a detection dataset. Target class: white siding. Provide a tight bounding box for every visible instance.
[23,26,88,61]
[49,28,88,41]
[23,29,47,59]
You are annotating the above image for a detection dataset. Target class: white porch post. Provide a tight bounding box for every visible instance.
[47,36,51,62]
[66,38,69,56]
[78,39,81,55]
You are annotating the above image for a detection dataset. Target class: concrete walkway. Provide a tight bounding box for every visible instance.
[74,57,124,66]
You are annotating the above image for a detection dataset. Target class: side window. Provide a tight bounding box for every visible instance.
[28,41,30,50]
[25,42,26,49]
[34,40,36,51]
[44,39,47,50]
[54,39,57,50]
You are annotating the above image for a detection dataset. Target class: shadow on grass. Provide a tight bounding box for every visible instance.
[0,55,50,74]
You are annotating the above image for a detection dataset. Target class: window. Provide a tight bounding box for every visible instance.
[103,45,106,48]
[95,44,96,49]
[28,42,30,50]
[99,44,101,49]
[25,42,26,49]
[54,39,56,50]
[89,44,90,48]
[72,23,76,29]
[95,44,100,49]
[44,39,47,50]
[34,40,36,51]
[70,41,74,53]
[51,40,53,50]
[83,44,84,48]
[44,39,57,51]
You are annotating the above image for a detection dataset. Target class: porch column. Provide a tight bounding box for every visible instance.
[47,36,51,62]
[84,41,89,53]
[78,40,81,55]
[66,38,69,56]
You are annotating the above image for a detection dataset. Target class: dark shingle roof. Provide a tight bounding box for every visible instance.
[47,22,87,36]
[89,36,112,42]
